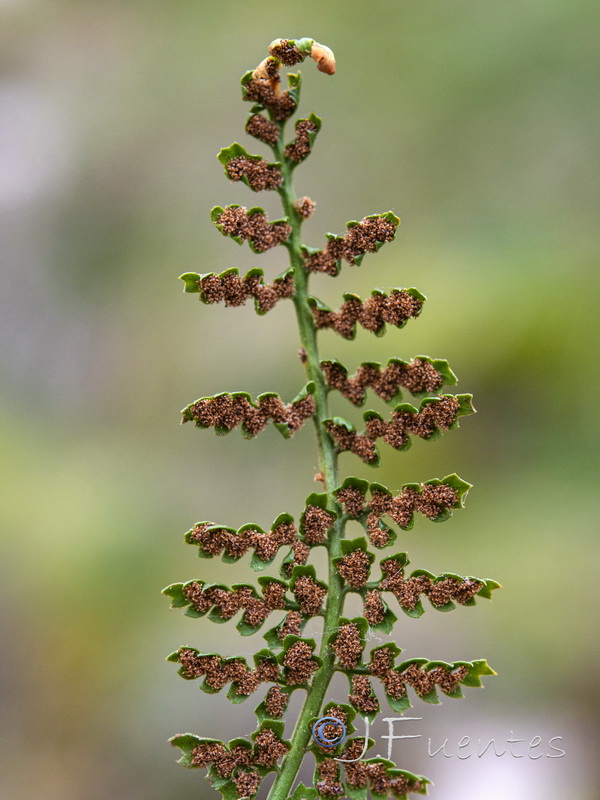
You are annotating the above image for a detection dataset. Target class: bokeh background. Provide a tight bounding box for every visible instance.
[2,1,599,798]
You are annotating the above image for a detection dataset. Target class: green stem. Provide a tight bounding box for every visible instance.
[264,130,347,800]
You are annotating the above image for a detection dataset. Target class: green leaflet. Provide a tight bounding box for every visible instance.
[320,356,457,407]
[167,646,280,702]
[218,142,283,192]
[329,616,369,649]
[291,785,318,800]
[169,733,222,767]
[161,576,295,634]
[326,735,430,800]
[325,394,475,466]
[308,287,425,339]
[277,635,323,686]
[218,142,281,170]
[343,645,496,713]
[178,266,295,315]
[181,383,316,440]
[287,72,302,106]
[262,617,308,651]
[368,600,398,635]
[360,554,502,618]
[285,112,322,168]
[334,473,472,540]
[211,204,291,253]
[254,685,295,724]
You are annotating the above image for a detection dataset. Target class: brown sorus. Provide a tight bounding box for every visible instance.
[336,548,371,588]
[321,357,444,406]
[282,641,319,685]
[293,574,327,615]
[294,196,316,219]
[312,290,423,338]
[245,113,280,146]
[285,119,318,162]
[348,675,379,714]
[264,686,289,718]
[226,155,282,191]
[331,623,364,669]
[301,504,335,544]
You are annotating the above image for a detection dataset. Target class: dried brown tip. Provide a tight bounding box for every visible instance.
[313,471,326,487]
[253,56,280,82]
[310,42,336,74]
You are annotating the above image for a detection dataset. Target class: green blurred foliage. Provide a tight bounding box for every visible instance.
[1,1,598,798]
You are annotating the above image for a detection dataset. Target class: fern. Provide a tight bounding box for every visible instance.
[164,37,499,800]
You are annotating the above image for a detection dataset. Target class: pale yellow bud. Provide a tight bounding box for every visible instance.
[310,42,336,75]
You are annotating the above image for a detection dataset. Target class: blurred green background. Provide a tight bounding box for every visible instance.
[1,1,599,798]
